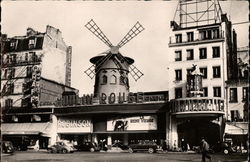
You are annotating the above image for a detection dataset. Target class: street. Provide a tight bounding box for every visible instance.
[1,151,248,162]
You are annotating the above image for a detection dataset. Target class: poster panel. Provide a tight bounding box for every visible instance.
[107,115,157,131]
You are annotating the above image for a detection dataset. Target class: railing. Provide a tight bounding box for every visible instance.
[170,97,224,114]
[169,31,224,46]
[2,57,42,67]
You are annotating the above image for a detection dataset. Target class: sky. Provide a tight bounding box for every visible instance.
[1,0,249,96]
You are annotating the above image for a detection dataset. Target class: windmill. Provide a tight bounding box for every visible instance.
[84,19,144,103]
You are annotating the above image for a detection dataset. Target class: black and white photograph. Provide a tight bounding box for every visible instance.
[0,0,249,161]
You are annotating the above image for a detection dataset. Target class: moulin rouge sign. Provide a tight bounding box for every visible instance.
[41,92,168,106]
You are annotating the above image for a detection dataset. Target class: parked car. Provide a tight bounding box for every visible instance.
[128,141,162,153]
[1,141,15,154]
[76,142,100,152]
[48,141,76,153]
[27,140,39,151]
[112,142,129,150]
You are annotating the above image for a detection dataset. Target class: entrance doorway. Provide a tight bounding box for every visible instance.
[177,120,220,149]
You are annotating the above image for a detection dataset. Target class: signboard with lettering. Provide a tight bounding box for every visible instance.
[57,117,92,133]
[107,115,157,131]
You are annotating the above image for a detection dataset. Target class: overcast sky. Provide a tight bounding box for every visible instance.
[2,1,249,95]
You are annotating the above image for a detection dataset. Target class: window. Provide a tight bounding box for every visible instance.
[213,66,221,78]
[110,75,117,84]
[10,41,16,50]
[199,67,207,79]
[242,87,248,101]
[102,75,107,84]
[175,88,182,99]
[213,87,221,97]
[199,48,207,59]
[229,88,238,102]
[212,47,220,58]
[186,68,193,75]
[175,69,182,81]
[231,110,240,122]
[202,87,208,97]
[5,99,13,108]
[186,49,194,60]
[175,51,182,61]
[25,53,29,62]
[7,68,15,79]
[200,31,207,40]
[6,83,14,95]
[28,39,35,49]
[212,28,220,39]
[175,34,182,43]
[187,32,194,42]
[27,66,33,77]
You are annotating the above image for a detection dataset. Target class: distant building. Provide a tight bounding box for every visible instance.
[1,25,74,109]
[1,26,77,149]
[224,46,249,147]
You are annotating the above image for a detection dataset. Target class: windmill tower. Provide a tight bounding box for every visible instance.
[84,19,144,103]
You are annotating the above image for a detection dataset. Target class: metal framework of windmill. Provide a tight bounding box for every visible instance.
[173,0,223,28]
[84,19,144,82]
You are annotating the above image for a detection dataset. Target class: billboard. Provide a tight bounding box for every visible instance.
[107,115,157,131]
[57,117,92,133]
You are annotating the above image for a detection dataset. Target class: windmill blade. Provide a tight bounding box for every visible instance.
[116,53,144,81]
[117,22,145,48]
[85,19,113,48]
[84,64,96,79]
[129,64,144,81]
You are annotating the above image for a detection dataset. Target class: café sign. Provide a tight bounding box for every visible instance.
[107,115,157,131]
[57,117,92,133]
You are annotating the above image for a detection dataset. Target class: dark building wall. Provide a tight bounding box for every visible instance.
[39,78,77,107]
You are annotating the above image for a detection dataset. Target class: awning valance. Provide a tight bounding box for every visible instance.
[225,123,248,135]
[1,122,52,136]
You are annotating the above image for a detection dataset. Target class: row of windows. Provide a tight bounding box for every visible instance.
[2,52,41,65]
[175,66,221,81]
[175,28,220,43]
[175,87,249,101]
[10,38,36,50]
[229,87,249,102]
[2,66,33,80]
[175,87,221,99]
[99,75,128,86]
[175,46,220,61]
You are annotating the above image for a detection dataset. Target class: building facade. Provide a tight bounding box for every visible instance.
[1,26,77,150]
[167,0,237,149]
[224,46,249,148]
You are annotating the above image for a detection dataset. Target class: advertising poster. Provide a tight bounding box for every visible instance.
[107,115,157,131]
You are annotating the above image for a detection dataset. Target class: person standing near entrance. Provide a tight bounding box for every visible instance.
[200,138,211,162]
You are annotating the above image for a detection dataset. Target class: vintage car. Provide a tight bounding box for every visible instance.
[27,139,39,151]
[75,142,100,152]
[48,141,76,153]
[1,141,15,154]
[128,141,162,153]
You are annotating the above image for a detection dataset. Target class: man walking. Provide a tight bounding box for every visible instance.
[200,138,211,162]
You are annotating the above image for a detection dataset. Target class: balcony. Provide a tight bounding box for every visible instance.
[170,97,225,118]
[169,32,224,47]
[2,57,42,67]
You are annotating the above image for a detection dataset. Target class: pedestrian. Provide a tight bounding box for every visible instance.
[200,138,211,162]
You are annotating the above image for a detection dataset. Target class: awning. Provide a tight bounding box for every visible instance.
[1,122,52,136]
[225,122,248,135]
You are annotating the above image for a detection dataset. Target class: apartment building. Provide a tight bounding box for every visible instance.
[167,0,237,149]
[1,26,77,150]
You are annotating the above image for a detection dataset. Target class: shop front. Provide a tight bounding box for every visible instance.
[1,122,51,150]
[56,116,94,145]
[54,102,168,150]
